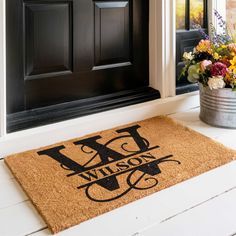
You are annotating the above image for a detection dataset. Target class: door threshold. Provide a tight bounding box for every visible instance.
[7,87,160,133]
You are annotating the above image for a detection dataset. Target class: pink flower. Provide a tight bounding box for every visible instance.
[200,60,212,72]
[211,62,227,77]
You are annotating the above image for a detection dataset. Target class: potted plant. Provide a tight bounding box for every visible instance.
[180,10,236,128]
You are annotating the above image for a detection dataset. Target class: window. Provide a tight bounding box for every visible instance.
[176,0,207,30]
[176,0,186,30]
[176,0,208,95]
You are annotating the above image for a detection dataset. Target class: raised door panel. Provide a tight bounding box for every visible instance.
[94,1,131,69]
[24,2,72,80]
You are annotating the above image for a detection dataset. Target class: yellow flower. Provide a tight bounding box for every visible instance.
[213,52,221,60]
[221,45,227,49]
[229,56,236,74]
[196,40,213,55]
[225,73,231,82]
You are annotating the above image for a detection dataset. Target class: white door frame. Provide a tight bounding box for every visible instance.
[149,0,176,98]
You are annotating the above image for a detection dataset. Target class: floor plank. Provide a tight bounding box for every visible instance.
[0,160,14,182]
[0,178,27,209]
[0,201,46,236]
[139,187,236,236]
[169,108,235,141]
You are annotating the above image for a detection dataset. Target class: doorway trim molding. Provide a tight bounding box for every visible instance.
[149,0,176,98]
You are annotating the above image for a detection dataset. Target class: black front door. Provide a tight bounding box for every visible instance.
[7,0,158,127]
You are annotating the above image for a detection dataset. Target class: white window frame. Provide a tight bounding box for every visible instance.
[208,0,226,33]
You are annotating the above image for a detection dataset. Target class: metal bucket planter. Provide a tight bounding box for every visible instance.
[199,84,236,129]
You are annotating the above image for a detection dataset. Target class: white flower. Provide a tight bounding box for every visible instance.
[187,64,200,83]
[183,52,194,61]
[207,76,226,90]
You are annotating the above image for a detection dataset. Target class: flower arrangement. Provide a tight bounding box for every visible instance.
[180,10,236,91]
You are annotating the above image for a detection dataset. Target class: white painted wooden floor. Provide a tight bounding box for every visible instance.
[1,107,236,236]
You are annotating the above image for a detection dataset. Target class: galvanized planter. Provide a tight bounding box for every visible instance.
[199,84,236,129]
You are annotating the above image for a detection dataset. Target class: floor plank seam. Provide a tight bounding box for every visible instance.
[189,106,200,111]
[0,176,15,182]
[25,227,48,236]
[160,185,236,224]
[131,232,140,236]
[0,199,29,211]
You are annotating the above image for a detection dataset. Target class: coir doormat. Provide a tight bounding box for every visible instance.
[5,116,236,233]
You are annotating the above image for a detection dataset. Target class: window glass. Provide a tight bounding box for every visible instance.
[190,0,204,28]
[176,0,186,30]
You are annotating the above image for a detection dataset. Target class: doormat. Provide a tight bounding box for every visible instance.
[5,116,236,234]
